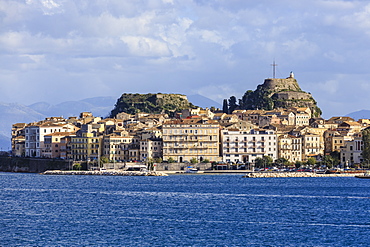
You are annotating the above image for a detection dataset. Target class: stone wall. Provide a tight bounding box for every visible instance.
[273,91,312,100]
[154,163,213,171]
[263,78,301,92]
[0,157,69,173]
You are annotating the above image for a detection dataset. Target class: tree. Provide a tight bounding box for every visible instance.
[306,157,317,167]
[154,157,162,163]
[254,156,273,169]
[73,163,82,170]
[190,157,198,164]
[228,96,238,113]
[167,157,176,163]
[100,156,109,164]
[322,155,334,169]
[362,128,370,161]
[254,157,264,168]
[294,161,303,169]
[147,158,154,171]
[240,90,254,109]
[275,157,290,168]
[222,99,228,113]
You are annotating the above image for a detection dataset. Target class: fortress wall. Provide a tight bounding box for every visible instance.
[263,78,301,91]
[274,91,312,100]
[156,94,188,100]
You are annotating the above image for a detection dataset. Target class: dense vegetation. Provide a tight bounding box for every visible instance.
[223,80,322,117]
[110,93,197,117]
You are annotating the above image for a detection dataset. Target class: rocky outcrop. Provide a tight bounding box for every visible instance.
[110,93,197,117]
[238,73,322,117]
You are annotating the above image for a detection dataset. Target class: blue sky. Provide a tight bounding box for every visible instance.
[1,0,370,118]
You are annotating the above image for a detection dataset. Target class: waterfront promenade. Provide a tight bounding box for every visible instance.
[42,170,168,176]
[241,172,361,178]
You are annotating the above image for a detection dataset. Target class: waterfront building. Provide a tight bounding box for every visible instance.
[11,123,27,153]
[25,122,76,157]
[278,134,302,163]
[301,133,323,161]
[139,138,163,161]
[43,132,76,158]
[68,132,102,161]
[102,133,135,161]
[13,136,25,157]
[340,133,363,167]
[324,130,354,155]
[162,119,221,162]
[221,129,278,164]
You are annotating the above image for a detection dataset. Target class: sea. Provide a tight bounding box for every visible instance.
[0,172,369,247]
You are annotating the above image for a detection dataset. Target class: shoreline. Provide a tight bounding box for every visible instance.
[241,172,362,178]
[38,170,367,178]
[41,170,168,176]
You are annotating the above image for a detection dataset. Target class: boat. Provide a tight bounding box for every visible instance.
[185,166,198,173]
[355,171,370,179]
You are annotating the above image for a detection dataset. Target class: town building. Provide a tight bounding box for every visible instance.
[278,134,302,163]
[340,133,363,167]
[162,119,221,162]
[221,129,278,164]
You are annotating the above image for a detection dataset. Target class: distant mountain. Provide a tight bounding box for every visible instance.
[0,134,10,151]
[187,94,222,109]
[345,110,370,120]
[0,97,117,150]
[0,102,47,150]
[28,96,116,118]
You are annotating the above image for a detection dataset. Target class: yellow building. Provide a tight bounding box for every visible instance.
[278,134,302,163]
[69,132,102,161]
[162,119,221,162]
[302,134,323,161]
[43,132,75,159]
[102,134,135,161]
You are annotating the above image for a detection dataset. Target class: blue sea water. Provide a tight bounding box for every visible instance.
[0,173,370,246]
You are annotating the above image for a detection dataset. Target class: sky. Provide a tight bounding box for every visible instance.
[1,0,370,118]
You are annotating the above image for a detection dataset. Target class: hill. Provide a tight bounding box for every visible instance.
[227,72,322,117]
[345,109,370,120]
[110,93,198,117]
[28,96,116,118]
[188,94,222,109]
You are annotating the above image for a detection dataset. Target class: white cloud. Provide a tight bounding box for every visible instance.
[120,36,171,57]
[2,0,370,117]
[318,79,339,95]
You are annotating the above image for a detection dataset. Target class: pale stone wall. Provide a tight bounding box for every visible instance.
[263,78,301,92]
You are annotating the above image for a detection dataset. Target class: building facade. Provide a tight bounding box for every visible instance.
[162,119,221,162]
[221,129,278,164]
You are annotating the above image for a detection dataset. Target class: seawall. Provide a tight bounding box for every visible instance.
[243,172,360,178]
[0,157,69,173]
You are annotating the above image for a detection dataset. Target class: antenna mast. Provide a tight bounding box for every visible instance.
[271,60,278,78]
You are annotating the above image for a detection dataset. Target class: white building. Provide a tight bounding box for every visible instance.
[340,134,363,167]
[25,122,76,157]
[221,129,278,164]
[140,138,163,161]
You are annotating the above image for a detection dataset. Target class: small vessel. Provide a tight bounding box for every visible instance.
[355,171,370,179]
[185,166,198,173]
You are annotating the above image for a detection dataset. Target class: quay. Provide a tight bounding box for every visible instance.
[41,170,168,176]
[242,172,361,178]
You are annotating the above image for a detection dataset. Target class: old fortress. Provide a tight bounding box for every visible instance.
[10,74,366,168]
